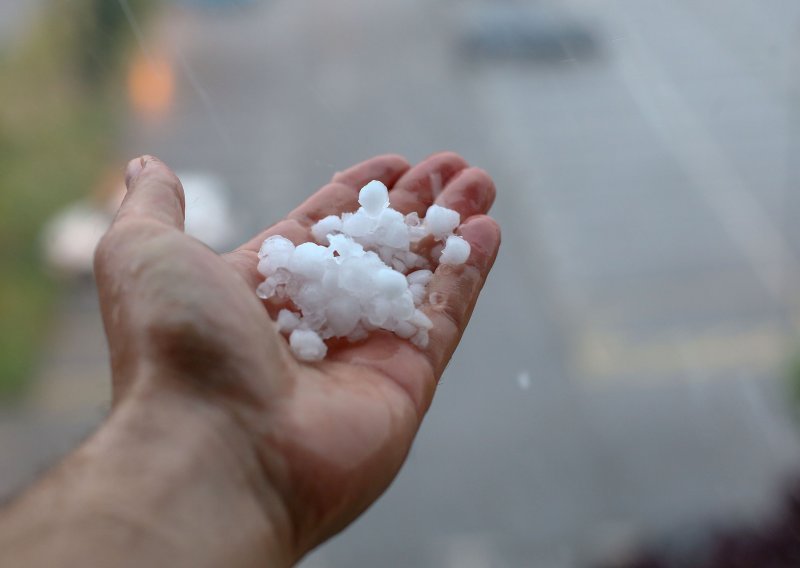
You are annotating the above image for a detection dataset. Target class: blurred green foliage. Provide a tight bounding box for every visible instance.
[786,354,800,417]
[0,0,152,396]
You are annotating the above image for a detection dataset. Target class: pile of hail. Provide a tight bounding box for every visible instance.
[255,180,471,361]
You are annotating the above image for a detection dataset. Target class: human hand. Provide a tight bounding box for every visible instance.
[94,152,500,562]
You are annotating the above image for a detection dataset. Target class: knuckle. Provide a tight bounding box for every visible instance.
[430,150,465,164]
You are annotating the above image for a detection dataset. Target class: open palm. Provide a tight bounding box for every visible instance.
[94,153,500,559]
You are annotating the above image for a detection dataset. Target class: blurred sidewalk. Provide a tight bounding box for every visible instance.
[0,0,110,498]
[0,282,108,498]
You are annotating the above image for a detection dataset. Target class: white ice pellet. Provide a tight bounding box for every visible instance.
[406,269,433,286]
[288,242,330,279]
[296,281,325,310]
[276,309,301,332]
[347,324,369,342]
[341,209,374,237]
[358,180,390,216]
[424,205,460,239]
[373,268,408,299]
[403,251,425,269]
[395,320,418,339]
[367,297,392,326]
[311,215,342,244]
[328,233,363,258]
[409,283,426,306]
[258,235,294,259]
[392,294,416,320]
[289,329,327,361]
[410,309,434,330]
[411,328,429,348]
[391,258,408,273]
[404,211,421,227]
[257,235,295,274]
[255,279,274,300]
[439,235,471,265]
[381,219,410,249]
[325,296,361,336]
[378,207,404,226]
[257,179,470,362]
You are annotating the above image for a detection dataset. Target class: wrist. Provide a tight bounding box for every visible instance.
[100,381,297,566]
[1,379,296,567]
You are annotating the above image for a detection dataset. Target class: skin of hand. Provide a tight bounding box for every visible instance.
[0,153,500,567]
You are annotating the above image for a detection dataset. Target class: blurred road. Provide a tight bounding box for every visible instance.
[6,0,800,566]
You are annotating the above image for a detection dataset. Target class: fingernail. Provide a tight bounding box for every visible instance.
[124,155,151,189]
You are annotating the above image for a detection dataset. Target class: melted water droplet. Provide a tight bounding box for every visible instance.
[429,292,445,306]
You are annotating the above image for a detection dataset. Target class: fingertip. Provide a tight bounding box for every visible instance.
[458,215,501,270]
[390,152,471,215]
[465,167,497,209]
[332,154,411,189]
[128,155,184,201]
[380,153,411,169]
[124,155,147,189]
[116,155,186,229]
[460,214,501,241]
[423,150,470,167]
[435,167,497,219]
[125,154,173,188]
[376,154,411,185]
[361,153,410,173]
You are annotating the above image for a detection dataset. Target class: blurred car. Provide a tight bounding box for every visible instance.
[170,0,260,10]
[43,171,235,278]
[459,3,600,62]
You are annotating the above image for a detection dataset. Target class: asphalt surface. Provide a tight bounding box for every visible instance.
[6,0,800,566]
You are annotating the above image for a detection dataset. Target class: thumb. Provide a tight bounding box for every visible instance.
[116,155,185,231]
